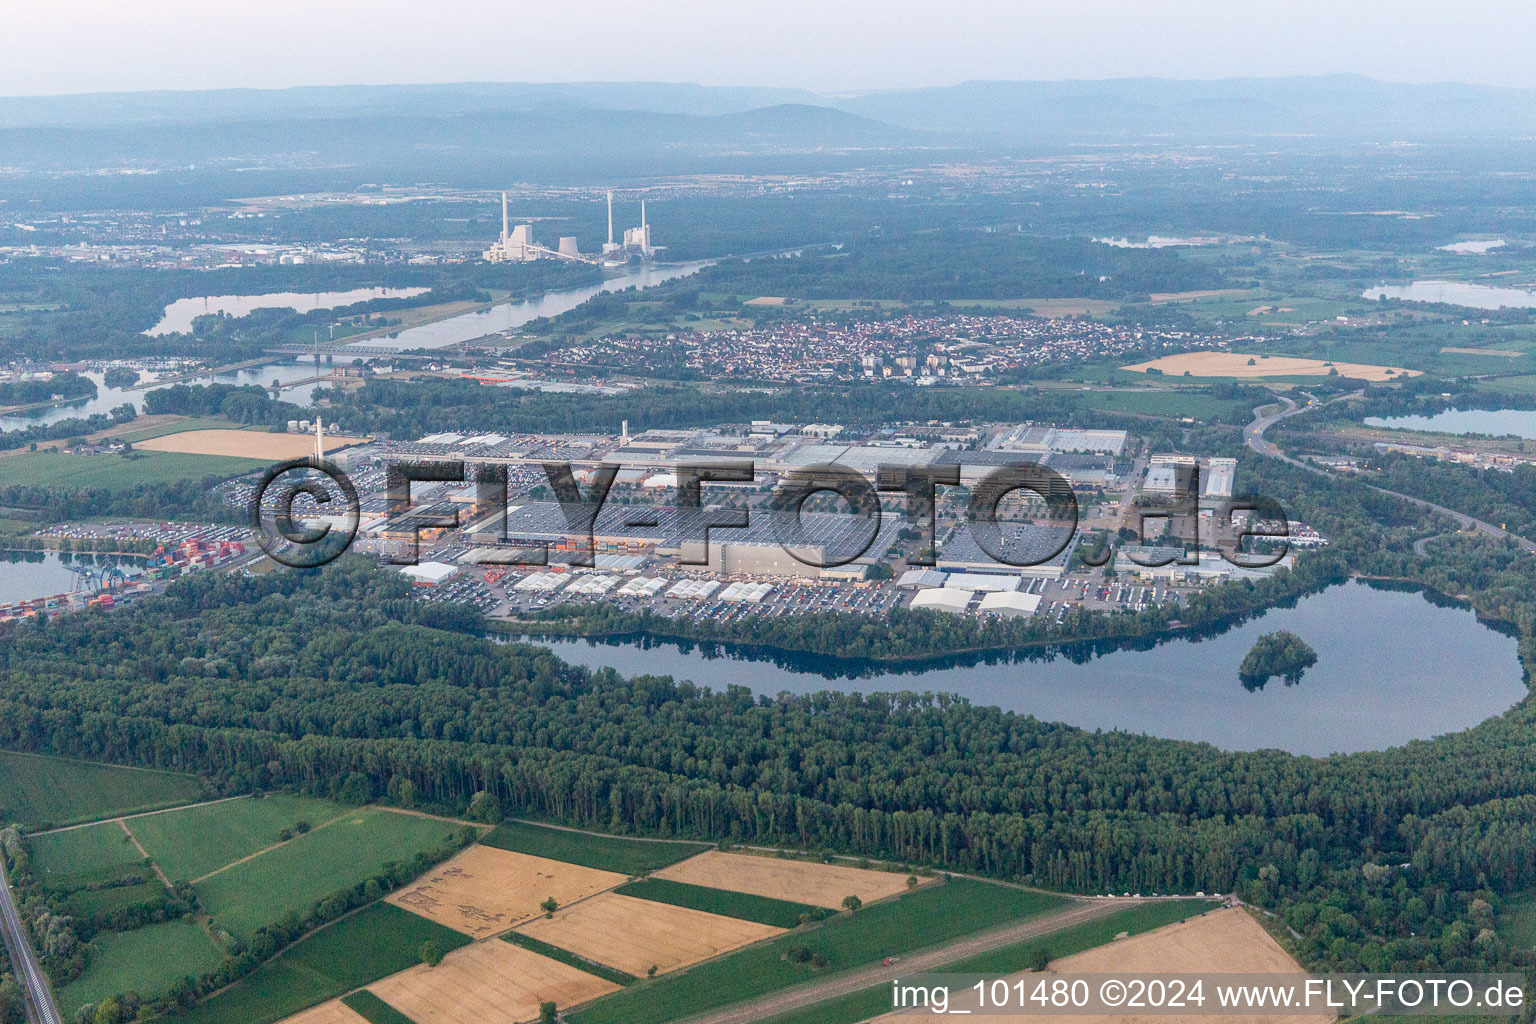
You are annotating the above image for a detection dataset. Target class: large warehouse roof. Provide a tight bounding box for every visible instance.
[911,588,973,613]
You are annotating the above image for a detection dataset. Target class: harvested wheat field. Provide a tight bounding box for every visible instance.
[136,428,367,460]
[874,907,1328,1024]
[515,891,782,976]
[1122,352,1417,381]
[368,940,620,1024]
[386,844,627,938]
[277,1000,369,1024]
[653,850,930,909]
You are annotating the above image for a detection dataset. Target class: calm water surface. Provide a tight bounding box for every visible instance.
[0,553,82,604]
[348,263,706,351]
[1366,408,1536,438]
[1363,280,1536,309]
[531,581,1526,756]
[148,287,429,335]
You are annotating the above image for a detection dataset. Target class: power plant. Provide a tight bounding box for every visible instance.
[483,190,656,265]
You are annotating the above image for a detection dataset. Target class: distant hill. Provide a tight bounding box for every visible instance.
[5,75,1536,176]
[832,75,1536,138]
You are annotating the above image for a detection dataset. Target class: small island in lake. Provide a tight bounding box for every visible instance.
[1240,630,1318,691]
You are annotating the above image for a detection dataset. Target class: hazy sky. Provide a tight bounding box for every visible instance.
[8,0,1536,97]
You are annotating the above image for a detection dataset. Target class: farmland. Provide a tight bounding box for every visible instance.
[867,906,1324,1024]
[127,794,348,882]
[137,428,367,460]
[341,992,415,1024]
[28,821,144,883]
[759,900,1217,1024]
[385,844,626,938]
[57,920,225,1018]
[615,877,823,929]
[652,850,930,909]
[197,808,465,938]
[163,904,471,1024]
[481,820,708,874]
[0,449,267,490]
[1121,351,1418,381]
[514,891,784,976]
[566,877,1067,1024]
[365,938,622,1024]
[0,748,203,829]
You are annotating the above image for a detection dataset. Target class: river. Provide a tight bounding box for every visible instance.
[345,262,707,351]
[527,581,1527,757]
[147,287,430,336]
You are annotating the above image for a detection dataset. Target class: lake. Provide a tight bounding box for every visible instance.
[1366,408,1536,438]
[0,552,84,604]
[346,262,706,352]
[529,581,1526,756]
[148,287,430,336]
[1363,280,1536,309]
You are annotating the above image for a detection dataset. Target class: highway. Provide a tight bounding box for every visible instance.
[1245,391,1536,554]
[0,858,61,1024]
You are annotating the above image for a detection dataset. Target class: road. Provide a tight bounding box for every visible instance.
[672,898,1129,1024]
[0,858,61,1024]
[1245,391,1536,554]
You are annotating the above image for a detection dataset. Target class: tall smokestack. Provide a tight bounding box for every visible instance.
[313,413,324,465]
[641,200,648,253]
[501,191,509,244]
[606,190,614,245]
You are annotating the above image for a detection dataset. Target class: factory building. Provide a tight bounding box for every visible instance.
[483,193,540,263]
[678,540,827,578]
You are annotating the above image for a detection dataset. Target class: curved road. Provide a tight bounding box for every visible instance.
[1245,391,1536,554]
[0,860,61,1024]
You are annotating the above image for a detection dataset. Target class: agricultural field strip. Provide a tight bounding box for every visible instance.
[24,795,245,837]
[652,849,932,909]
[513,891,786,976]
[117,819,173,890]
[185,806,358,884]
[386,843,627,940]
[667,899,1124,1024]
[366,937,622,1024]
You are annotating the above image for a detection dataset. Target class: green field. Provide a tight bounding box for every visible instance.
[195,808,462,938]
[342,991,418,1024]
[28,821,145,883]
[567,878,1068,1024]
[755,899,1220,1024]
[0,749,203,829]
[163,904,469,1024]
[1073,389,1255,422]
[483,820,708,875]
[129,794,349,882]
[502,931,638,986]
[65,879,168,919]
[57,919,225,1017]
[0,450,265,490]
[616,877,823,929]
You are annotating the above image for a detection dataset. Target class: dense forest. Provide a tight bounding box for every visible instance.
[0,373,94,408]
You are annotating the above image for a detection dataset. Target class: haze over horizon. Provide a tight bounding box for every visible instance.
[8,0,1536,98]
